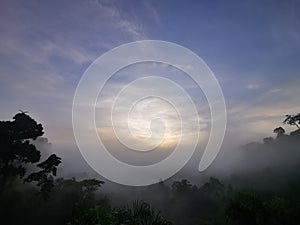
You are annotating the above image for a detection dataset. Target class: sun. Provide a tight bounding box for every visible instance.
[124,97,181,150]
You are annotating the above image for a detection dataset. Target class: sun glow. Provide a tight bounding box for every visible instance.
[120,97,181,150]
[96,92,203,151]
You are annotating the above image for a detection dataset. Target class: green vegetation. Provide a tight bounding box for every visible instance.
[1,112,300,225]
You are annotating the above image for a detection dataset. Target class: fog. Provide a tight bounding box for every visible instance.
[2,111,300,225]
[52,122,300,195]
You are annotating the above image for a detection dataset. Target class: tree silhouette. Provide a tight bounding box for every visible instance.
[0,112,61,198]
[24,154,62,200]
[201,177,225,196]
[112,201,172,225]
[56,177,104,201]
[171,179,192,195]
[67,200,172,225]
[283,114,300,129]
[273,126,285,138]
[263,137,274,145]
[225,191,266,225]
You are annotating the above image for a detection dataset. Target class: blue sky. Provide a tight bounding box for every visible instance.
[1,0,300,151]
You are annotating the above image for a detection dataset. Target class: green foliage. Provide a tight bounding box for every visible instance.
[68,201,173,225]
[55,177,104,202]
[223,191,300,225]
[1,112,300,225]
[225,191,266,225]
[121,201,172,225]
[67,204,112,225]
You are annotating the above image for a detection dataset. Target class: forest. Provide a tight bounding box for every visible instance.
[1,112,300,225]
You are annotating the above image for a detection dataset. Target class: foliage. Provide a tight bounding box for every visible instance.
[171,179,192,195]
[55,177,105,202]
[225,191,266,225]
[0,112,61,198]
[273,126,285,138]
[68,201,173,225]
[24,154,62,200]
[1,112,300,225]
[0,113,43,186]
[283,113,300,129]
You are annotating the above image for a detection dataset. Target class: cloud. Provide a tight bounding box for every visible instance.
[95,0,148,40]
[0,0,154,145]
[226,79,300,142]
[95,79,203,147]
[246,83,261,90]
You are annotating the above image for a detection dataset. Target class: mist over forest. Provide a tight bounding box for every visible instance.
[2,0,300,225]
[1,112,300,225]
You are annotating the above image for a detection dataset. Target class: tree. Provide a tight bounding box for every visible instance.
[0,112,61,198]
[24,154,62,200]
[273,126,285,138]
[171,179,192,195]
[225,191,267,225]
[55,177,105,201]
[263,137,274,145]
[283,114,300,129]
[67,201,172,225]
[201,177,225,196]
[126,201,172,225]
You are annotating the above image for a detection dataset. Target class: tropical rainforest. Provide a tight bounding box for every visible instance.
[1,112,300,225]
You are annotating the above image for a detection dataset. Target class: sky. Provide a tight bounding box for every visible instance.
[1,0,300,175]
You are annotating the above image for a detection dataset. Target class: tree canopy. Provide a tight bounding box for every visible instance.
[283,114,300,129]
[0,112,61,199]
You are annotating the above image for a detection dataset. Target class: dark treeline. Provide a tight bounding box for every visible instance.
[1,112,300,225]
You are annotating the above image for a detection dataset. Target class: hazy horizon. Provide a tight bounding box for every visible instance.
[1,0,300,185]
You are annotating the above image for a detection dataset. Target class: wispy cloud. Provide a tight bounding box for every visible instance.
[246,83,261,90]
[0,0,152,146]
[1,0,300,155]
[227,79,300,141]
